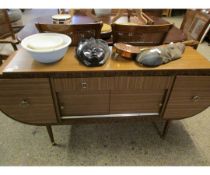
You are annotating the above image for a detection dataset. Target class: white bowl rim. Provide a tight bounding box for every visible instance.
[21,33,72,53]
[52,14,71,20]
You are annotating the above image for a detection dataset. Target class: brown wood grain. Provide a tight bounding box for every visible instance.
[54,76,171,116]
[111,23,172,46]
[110,76,172,90]
[35,23,103,46]
[1,45,210,125]
[57,90,109,116]
[110,89,165,113]
[0,52,16,77]
[0,78,57,124]
[163,76,210,119]
[54,77,111,91]
[2,47,210,77]
[16,14,187,44]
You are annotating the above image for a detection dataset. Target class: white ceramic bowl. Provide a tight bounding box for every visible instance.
[52,14,71,24]
[21,33,71,63]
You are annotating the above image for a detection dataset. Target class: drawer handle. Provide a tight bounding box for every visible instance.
[81,82,87,89]
[60,105,65,110]
[159,103,163,107]
[19,99,30,108]
[192,95,200,102]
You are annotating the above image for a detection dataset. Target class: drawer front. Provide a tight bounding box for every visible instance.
[54,76,172,91]
[110,89,166,114]
[110,76,172,90]
[170,76,210,90]
[0,79,57,124]
[164,76,210,119]
[57,90,109,116]
[54,77,111,91]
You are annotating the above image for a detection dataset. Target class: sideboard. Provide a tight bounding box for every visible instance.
[1,46,210,145]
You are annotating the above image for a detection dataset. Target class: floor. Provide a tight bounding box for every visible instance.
[0,9,210,166]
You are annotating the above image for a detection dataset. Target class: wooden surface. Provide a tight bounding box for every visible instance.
[111,23,172,45]
[110,89,164,113]
[0,78,57,124]
[2,46,210,76]
[109,76,172,90]
[108,76,172,114]
[164,76,210,119]
[0,9,16,39]
[1,46,210,125]
[0,52,15,76]
[181,10,210,42]
[35,23,103,46]
[54,77,110,116]
[54,77,111,91]
[58,90,110,116]
[54,76,172,116]
[54,76,172,90]
[0,10,19,64]
[180,10,198,33]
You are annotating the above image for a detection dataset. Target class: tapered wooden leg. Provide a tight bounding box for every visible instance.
[46,125,56,145]
[11,43,18,50]
[161,120,170,139]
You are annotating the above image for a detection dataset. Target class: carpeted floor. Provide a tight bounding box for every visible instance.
[0,110,209,166]
[0,9,210,166]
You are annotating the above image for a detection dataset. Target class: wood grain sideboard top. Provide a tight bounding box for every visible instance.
[1,46,210,77]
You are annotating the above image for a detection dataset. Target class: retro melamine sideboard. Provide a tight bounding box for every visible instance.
[1,46,210,145]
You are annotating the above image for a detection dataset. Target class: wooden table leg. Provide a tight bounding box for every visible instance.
[46,125,56,145]
[161,120,171,139]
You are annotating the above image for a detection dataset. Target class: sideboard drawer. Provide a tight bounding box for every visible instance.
[54,77,111,91]
[170,76,210,90]
[164,76,210,119]
[54,76,172,91]
[110,76,172,90]
[0,79,57,124]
